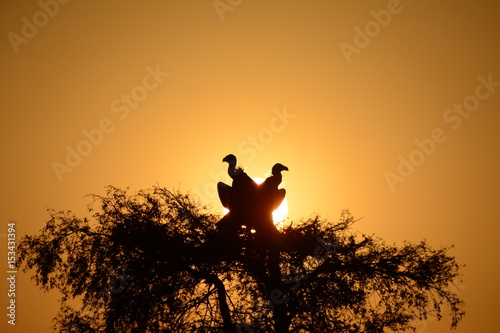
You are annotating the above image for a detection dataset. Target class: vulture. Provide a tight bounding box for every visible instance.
[250,163,289,236]
[217,154,259,232]
[217,154,258,209]
[260,163,289,211]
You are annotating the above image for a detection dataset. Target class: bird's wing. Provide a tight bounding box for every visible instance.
[217,182,231,209]
[272,188,286,211]
[263,174,281,189]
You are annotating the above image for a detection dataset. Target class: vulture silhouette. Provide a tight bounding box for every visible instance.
[260,163,288,211]
[217,154,258,209]
[217,154,259,234]
[251,163,288,235]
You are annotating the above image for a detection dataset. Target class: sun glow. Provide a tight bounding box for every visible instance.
[222,178,288,228]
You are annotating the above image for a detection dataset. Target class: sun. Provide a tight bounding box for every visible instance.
[222,178,288,228]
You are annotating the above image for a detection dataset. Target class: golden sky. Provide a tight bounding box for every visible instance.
[1,0,499,332]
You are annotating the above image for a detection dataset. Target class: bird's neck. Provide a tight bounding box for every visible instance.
[227,162,238,177]
[274,173,282,183]
[269,172,282,186]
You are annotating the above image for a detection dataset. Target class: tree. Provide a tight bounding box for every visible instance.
[18,185,465,332]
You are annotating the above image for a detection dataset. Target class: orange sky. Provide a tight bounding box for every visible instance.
[1,0,499,332]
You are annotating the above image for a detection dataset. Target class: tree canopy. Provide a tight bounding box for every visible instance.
[18,185,465,332]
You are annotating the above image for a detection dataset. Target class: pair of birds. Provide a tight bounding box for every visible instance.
[217,154,288,235]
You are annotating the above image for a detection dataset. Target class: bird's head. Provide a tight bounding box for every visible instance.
[272,163,289,175]
[222,154,237,164]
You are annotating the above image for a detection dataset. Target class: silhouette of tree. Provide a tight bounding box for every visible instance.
[18,185,465,332]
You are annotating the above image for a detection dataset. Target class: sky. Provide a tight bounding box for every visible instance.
[1,0,499,332]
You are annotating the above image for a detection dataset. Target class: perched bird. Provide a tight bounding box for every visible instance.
[260,163,289,211]
[249,163,289,238]
[217,154,257,209]
[217,154,259,233]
